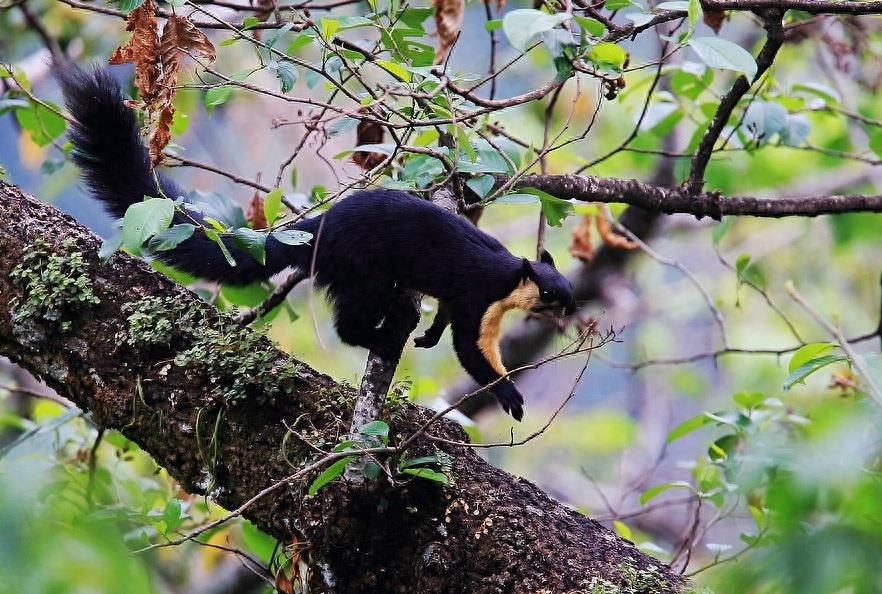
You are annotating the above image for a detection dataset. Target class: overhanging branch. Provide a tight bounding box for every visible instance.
[510,173,882,219]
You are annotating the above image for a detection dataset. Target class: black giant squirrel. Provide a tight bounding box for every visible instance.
[57,65,576,420]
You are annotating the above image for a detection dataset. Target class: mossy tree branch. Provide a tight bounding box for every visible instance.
[0,180,685,593]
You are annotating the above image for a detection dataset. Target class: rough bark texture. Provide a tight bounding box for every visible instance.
[0,180,685,593]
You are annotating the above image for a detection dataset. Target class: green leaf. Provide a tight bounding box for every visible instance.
[287,32,315,54]
[99,233,124,261]
[605,0,632,9]
[712,217,733,246]
[640,481,693,505]
[485,19,503,32]
[271,60,299,93]
[734,253,766,288]
[688,37,757,80]
[401,467,449,484]
[666,413,712,444]
[240,521,278,564]
[588,42,628,71]
[377,59,410,82]
[613,520,633,541]
[205,86,233,111]
[272,228,312,245]
[232,227,267,264]
[15,103,66,147]
[869,129,882,159]
[205,229,237,267]
[521,187,574,226]
[359,420,389,440]
[122,198,175,254]
[495,193,540,205]
[319,17,340,39]
[148,223,195,252]
[789,343,837,373]
[687,0,703,31]
[573,15,606,37]
[655,1,689,10]
[162,498,184,534]
[732,391,765,409]
[398,455,441,469]
[465,175,495,199]
[308,456,353,496]
[242,15,260,29]
[263,189,283,226]
[783,354,848,390]
[326,116,359,138]
[119,0,145,12]
[502,9,571,52]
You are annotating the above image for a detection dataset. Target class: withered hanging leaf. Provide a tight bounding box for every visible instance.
[148,103,174,166]
[596,211,638,250]
[703,10,728,34]
[434,0,464,64]
[109,0,160,105]
[246,190,268,229]
[148,16,216,166]
[159,15,216,85]
[569,214,595,262]
[352,113,386,171]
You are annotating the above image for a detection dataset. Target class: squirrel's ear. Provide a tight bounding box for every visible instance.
[539,249,556,268]
[521,258,536,280]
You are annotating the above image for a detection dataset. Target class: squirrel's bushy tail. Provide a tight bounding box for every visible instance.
[56,64,313,285]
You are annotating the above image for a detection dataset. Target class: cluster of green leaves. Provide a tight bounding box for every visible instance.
[9,237,100,333]
[103,189,311,271]
[308,419,451,496]
[123,295,300,404]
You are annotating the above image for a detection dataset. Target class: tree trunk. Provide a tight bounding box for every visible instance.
[0,180,686,594]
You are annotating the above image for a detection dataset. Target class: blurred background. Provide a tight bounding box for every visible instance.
[3,0,882,591]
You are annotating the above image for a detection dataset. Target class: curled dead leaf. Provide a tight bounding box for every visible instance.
[569,214,595,262]
[434,0,464,64]
[352,112,386,171]
[703,10,728,34]
[596,209,638,250]
[148,15,216,166]
[109,0,160,105]
[247,190,268,229]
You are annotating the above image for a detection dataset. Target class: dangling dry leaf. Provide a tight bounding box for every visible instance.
[488,0,505,11]
[434,0,464,64]
[569,214,595,262]
[148,104,174,166]
[703,10,728,34]
[147,15,216,166]
[159,14,216,84]
[246,190,268,229]
[596,209,639,250]
[351,113,386,171]
[109,0,160,105]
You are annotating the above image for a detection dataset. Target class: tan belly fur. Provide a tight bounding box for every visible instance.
[477,280,540,376]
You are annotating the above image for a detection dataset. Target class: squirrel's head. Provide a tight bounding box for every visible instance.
[521,250,575,316]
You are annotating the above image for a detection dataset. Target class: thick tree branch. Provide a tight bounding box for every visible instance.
[0,181,683,593]
[510,173,882,219]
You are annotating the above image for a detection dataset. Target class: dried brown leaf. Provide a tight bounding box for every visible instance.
[703,10,728,34]
[109,0,160,105]
[434,0,464,64]
[596,211,639,250]
[352,114,386,171]
[148,16,216,165]
[160,15,216,90]
[247,191,268,229]
[569,214,595,262]
[148,103,174,167]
